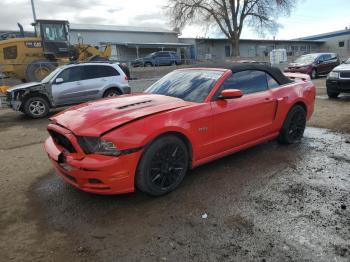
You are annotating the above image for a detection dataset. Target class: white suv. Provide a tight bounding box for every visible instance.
[6,62,130,118]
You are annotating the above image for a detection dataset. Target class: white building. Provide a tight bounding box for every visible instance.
[69,24,193,61]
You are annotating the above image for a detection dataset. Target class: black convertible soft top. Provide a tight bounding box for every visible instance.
[190,62,293,85]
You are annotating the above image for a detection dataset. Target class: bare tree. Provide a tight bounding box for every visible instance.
[167,0,295,56]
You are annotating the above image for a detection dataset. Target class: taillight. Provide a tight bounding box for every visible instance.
[125,75,129,81]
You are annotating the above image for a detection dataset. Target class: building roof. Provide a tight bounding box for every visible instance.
[297,28,350,41]
[103,42,192,48]
[180,37,324,44]
[70,23,177,34]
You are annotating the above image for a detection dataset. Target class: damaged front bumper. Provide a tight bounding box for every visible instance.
[5,91,23,111]
[45,124,142,195]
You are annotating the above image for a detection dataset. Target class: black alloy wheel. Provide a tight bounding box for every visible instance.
[136,135,189,196]
[278,105,306,144]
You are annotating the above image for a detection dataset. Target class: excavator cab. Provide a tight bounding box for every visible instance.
[33,19,70,59]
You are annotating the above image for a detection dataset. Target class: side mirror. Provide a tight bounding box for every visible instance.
[219,89,243,99]
[55,78,64,84]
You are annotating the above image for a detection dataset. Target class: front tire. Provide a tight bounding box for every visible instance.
[278,105,306,144]
[327,88,339,99]
[310,68,317,79]
[136,135,189,196]
[23,96,50,118]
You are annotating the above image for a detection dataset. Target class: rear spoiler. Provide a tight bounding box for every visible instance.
[284,72,311,82]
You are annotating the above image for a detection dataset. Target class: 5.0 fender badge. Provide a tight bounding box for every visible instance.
[198,127,208,132]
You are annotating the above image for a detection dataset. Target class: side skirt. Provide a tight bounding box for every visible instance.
[192,132,279,168]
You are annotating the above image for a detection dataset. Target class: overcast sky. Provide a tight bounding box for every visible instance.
[1,0,350,39]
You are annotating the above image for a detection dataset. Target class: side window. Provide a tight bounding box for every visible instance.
[3,46,17,59]
[324,54,332,61]
[317,55,324,63]
[266,73,280,89]
[83,65,102,80]
[100,66,120,77]
[219,70,268,95]
[330,53,337,60]
[57,67,82,83]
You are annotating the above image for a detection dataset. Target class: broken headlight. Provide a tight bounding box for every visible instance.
[77,137,121,156]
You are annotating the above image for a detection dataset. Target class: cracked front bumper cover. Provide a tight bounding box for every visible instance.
[45,136,142,195]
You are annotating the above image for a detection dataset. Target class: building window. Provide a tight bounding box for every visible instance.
[291,46,299,52]
[339,41,345,48]
[225,45,231,57]
[299,45,307,52]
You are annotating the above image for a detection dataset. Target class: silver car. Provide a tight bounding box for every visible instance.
[6,62,130,118]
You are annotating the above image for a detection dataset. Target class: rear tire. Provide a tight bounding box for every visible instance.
[23,96,50,119]
[26,60,57,82]
[278,105,306,144]
[103,88,121,98]
[136,135,189,196]
[144,62,153,67]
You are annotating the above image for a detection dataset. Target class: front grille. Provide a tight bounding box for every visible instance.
[340,71,350,78]
[49,130,76,153]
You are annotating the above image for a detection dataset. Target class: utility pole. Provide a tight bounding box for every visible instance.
[31,0,37,22]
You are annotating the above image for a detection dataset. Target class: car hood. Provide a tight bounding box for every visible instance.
[333,63,350,71]
[7,82,42,92]
[50,93,194,136]
[288,62,312,67]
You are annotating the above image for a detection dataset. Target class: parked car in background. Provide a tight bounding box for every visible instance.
[6,62,130,118]
[284,53,340,79]
[44,63,316,196]
[132,51,182,67]
[326,57,350,98]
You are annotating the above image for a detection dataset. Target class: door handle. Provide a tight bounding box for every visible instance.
[264,97,274,102]
[76,82,82,85]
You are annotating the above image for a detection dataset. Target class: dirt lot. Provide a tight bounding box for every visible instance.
[0,78,349,261]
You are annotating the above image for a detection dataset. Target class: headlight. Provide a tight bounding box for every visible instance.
[328,71,339,79]
[77,137,121,156]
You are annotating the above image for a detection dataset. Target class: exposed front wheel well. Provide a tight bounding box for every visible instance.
[21,92,51,109]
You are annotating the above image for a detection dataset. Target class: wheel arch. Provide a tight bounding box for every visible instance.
[102,86,122,96]
[144,130,194,167]
[293,101,307,114]
[21,91,52,109]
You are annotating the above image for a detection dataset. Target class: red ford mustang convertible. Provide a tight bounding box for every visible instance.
[45,64,316,196]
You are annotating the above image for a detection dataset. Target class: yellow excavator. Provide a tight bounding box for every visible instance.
[0,19,111,82]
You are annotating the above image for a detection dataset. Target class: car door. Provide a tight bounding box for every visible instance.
[326,54,338,73]
[316,55,328,74]
[51,66,85,106]
[209,70,277,154]
[80,65,106,100]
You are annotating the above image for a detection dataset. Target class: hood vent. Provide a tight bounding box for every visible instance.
[116,100,152,110]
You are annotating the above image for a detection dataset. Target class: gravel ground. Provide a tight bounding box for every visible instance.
[0,76,349,262]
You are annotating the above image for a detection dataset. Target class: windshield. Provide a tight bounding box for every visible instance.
[294,54,318,64]
[145,70,223,103]
[345,58,350,64]
[41,67,61,83]
[42,23,67,41]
